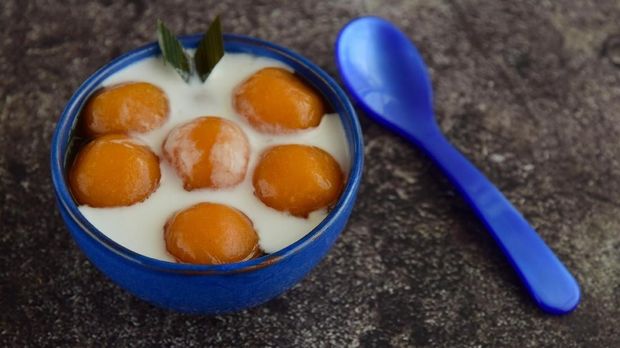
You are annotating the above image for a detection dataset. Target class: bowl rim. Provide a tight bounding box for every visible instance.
[50,33,364,275]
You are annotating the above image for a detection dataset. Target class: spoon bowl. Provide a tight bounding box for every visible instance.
[336,16,580,315]
[337,17,435,137]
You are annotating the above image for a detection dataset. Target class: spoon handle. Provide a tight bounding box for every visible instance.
[415,127,580,314]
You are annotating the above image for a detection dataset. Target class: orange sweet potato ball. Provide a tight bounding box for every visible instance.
[252,144,344,217]
[69,134,161,207]
[164,202,260,264]
[234,67,326,133]
[163,116,250,191]
[81,82,169,136]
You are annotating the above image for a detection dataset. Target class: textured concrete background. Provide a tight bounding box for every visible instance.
[1,0,620,347]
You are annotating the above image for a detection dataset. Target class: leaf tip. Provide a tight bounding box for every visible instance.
[194,15,225,82]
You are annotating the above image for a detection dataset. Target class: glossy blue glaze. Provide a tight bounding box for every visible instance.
[336,17,580,314]
[50,34,364,313]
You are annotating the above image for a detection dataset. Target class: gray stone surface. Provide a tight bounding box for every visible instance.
[1,0,619,346]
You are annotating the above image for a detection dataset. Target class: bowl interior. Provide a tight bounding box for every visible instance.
[51,34,364,274]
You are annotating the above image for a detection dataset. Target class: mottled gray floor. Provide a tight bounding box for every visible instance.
[1,0,620,347]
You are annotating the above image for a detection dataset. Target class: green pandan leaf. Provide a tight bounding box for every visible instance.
[157,19,191,82]
[194,16,224,82]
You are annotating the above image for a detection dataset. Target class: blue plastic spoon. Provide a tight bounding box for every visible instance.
[336,16,580,314]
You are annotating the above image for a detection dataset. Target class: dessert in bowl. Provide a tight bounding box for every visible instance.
[50,34,363,313]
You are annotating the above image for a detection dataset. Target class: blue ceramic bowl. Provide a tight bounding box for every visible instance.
[50,34,364,313]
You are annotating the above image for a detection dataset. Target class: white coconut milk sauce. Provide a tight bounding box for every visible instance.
[77,53,350,261]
